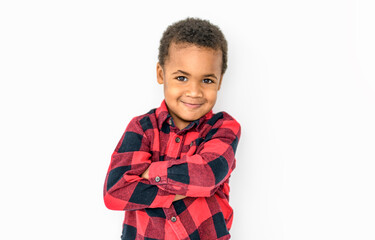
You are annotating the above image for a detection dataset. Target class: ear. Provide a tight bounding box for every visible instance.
[156,62,164,84]
[217,75,224,90]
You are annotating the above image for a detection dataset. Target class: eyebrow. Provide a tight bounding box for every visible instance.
[172,70,218,80]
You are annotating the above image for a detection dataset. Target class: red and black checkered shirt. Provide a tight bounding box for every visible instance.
[104,100,241,240]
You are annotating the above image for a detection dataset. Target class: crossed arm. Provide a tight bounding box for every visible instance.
[141,168,186,201]
[103,113,241,211]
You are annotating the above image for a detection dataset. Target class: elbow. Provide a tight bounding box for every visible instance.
[104,192,148,211]
[103,192,125,211]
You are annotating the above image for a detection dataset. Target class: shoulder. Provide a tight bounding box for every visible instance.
[198,111,241,144]
[126,108,158,133]
[206,111,241,133]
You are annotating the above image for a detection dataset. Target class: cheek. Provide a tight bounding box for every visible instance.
[164,83,181,98]
[205,89,218,102]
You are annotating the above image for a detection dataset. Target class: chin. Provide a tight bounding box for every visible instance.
[184,115,203,122]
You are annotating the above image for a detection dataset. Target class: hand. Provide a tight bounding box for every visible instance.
[141,166,150,179]
[173,194,186,202]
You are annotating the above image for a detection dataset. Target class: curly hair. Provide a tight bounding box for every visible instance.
[158,17,228,74]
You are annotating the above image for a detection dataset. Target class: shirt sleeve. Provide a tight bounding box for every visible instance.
[103,117,175,211]
[147,113,241,197]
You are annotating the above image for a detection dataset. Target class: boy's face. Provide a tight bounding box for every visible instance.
[157,42,223,130]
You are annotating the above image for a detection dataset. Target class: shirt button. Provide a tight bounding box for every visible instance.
[171,216,177,222]
[155,176,161,182]
[175,137,180,143]
[190,141,194,147]
[168,119,173,125]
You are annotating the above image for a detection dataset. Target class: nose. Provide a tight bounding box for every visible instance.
[185,80,203,98]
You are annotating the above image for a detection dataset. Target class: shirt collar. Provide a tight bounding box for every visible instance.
[156,100,213,131]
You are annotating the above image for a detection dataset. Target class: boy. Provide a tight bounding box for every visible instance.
[104,17,241,240]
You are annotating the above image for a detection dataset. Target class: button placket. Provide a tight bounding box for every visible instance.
[164,206,186,239]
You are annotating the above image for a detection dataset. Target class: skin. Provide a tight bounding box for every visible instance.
[142,42,224,201]
[157,42,223,130]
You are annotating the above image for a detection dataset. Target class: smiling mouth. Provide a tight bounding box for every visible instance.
[181,101,203,109]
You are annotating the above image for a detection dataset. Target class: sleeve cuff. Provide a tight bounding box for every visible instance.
[148,161,169,185]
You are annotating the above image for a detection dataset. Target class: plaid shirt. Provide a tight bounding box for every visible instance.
[104,100,241,240]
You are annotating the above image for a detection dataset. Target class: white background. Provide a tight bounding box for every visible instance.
[1,0,374,239]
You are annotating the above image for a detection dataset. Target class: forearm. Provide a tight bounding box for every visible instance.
[147,155,232,197]
[104,161,175,210]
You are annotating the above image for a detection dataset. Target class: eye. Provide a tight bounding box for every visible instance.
[202,79,214,84]
[176,76,188,81]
